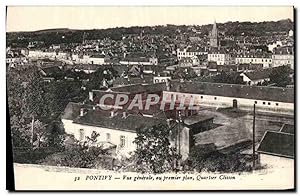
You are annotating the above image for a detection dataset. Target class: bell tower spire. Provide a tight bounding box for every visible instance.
[210,19,218,48]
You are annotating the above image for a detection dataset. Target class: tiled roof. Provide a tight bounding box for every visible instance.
[169,81,294,103]
[109,80,294,103]
[257,131,294,158]
[280,124,294,134]
[241,69,271,80]
[73,110,167,132]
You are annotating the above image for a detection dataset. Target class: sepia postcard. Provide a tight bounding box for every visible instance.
[6,6,295,191]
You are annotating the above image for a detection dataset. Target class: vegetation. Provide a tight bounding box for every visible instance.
[7,65,85,163]
[213,71,245,84]
[7,19,293,47]
[188,145,252,173]
[269,65,292,87]
[41,131,112,169]
[133,124,181,174]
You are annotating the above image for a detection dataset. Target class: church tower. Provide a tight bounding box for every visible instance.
[209,20,218,48]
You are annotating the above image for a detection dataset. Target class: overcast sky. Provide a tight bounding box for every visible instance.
[6,6,294,32]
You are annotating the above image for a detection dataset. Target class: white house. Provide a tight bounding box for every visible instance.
[153,76,171,83]
[89,54,106,65]
[62,103,190,159]
[120,57,158,66]
[235,54,272,69]
[272,47,294,69]
[288,29,294,37]
[239,69,271,86]
[268,41,283,52]
[176,46,207,60]
[208,51,232,65]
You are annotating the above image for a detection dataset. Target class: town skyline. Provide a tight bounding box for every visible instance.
[6,6,293,32]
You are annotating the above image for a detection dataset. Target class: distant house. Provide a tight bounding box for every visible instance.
[235,54,272,68]
[240,69,271,85]
[272,46,294,69]
[208,49,232,65]
[120,56,158,65]
[40,66,64,81]
[153,76,171,84]
[176,46,207,60]
[6,53,27,64]
[89,54,106,65]
[257,129,294,168]
[178,57,193,67]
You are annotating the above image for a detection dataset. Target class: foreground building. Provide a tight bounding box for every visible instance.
[257,124,294,168]
[62,79,294,159]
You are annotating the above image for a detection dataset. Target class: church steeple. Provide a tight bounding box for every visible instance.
[210,19,219,48]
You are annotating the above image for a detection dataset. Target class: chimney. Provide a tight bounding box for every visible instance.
[167,119,171,127]
[122,111,127,119]
[166,79,171,91]
[80,108,84,117]
[110,110,115,117]
[89,91,93,102]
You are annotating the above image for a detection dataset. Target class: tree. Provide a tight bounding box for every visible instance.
[27,119,47,148]
[7,65,50,148]
[269,65,292,87]
[85,67,118,90]
[172,67,197,80]
[44,79,86,121]
[213,71,244,84]
[41,131,110,168]
[188,144,251,172]
[133,123,180,173]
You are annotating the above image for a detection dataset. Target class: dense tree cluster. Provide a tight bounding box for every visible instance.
[133,124,180,174]
[7,19,293,47]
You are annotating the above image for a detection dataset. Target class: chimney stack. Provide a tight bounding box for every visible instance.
[166,79,171,91]
[80,108,84,117]
[122,111,127,119]
[110,110,115,117]
[89,91,93,102]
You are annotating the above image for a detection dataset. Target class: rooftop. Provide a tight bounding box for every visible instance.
[241,69,271,81]
[169,81,294,103]
[280,124,294,134]
[257,131,294,158]
[73,110,167,133]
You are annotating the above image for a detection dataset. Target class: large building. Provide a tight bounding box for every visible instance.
[62,79,294,161]
[208,49,232,65]
[235,54,272,69]
[176,46,207,60]
[272,46,294,69]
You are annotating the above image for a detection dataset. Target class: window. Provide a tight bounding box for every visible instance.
[106,133,111,142]
[79,129,84,140]
[254,101,257,104]
[263,102,265,105]
[214,97,217,100]
[200,96,203,99]
[268,102,271,105]
[120,136,126,148]
[276,103,279,106]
